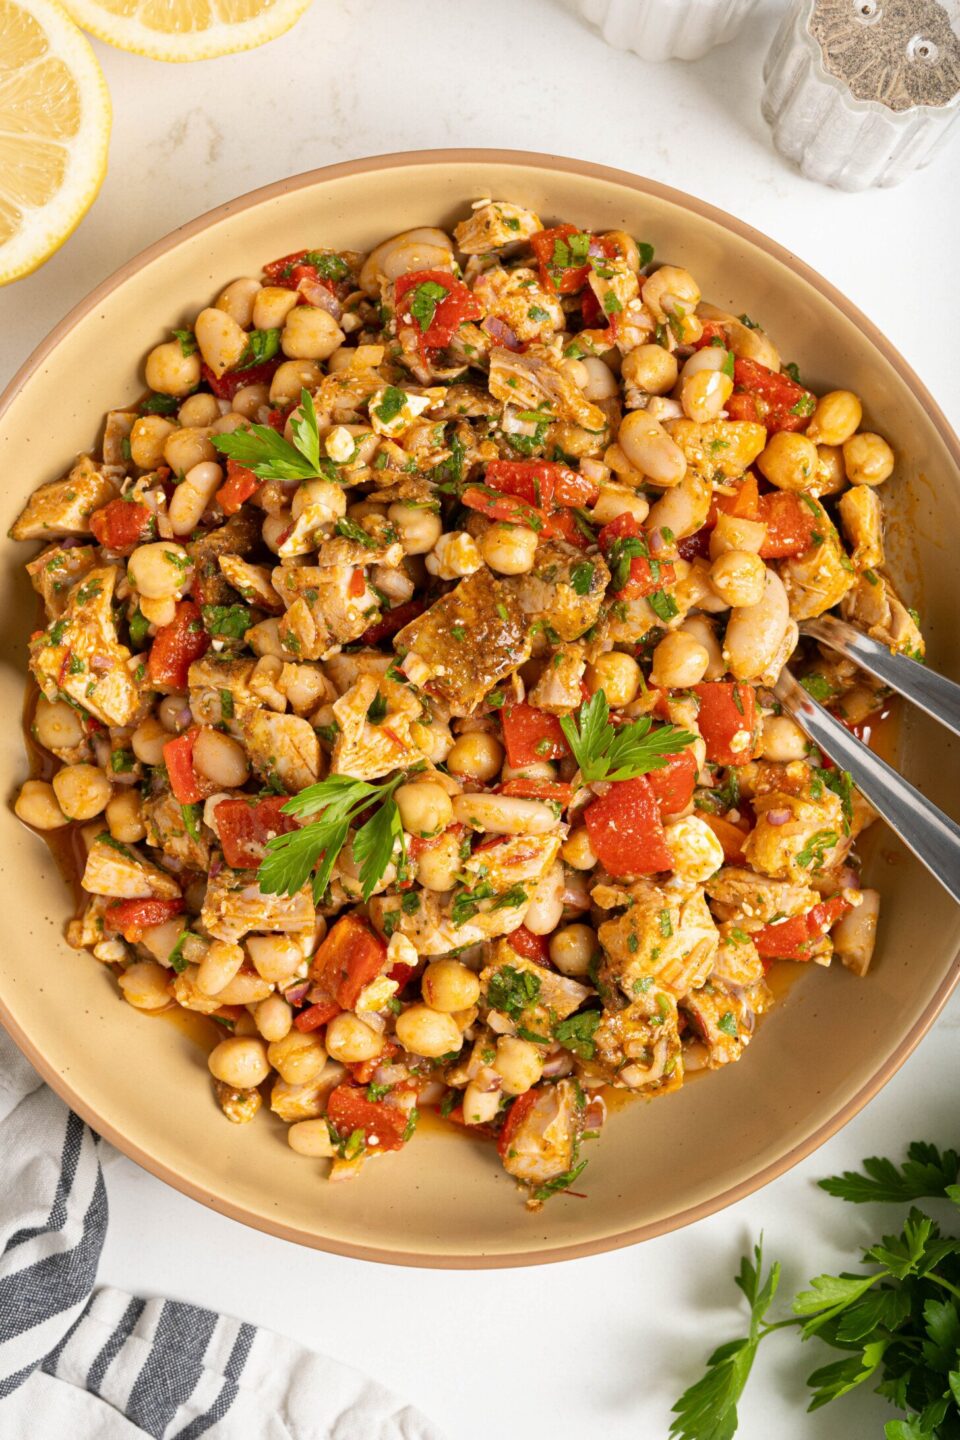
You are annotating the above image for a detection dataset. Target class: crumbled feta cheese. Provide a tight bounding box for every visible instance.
[325,426,356,463]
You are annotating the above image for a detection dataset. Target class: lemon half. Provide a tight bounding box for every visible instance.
[61,0,313,63]
[0,0,111,285]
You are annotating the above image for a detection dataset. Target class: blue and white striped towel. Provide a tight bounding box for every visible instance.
[0,1027,446,1440]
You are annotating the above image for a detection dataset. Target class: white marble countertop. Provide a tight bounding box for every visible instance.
[2,1,959,1435]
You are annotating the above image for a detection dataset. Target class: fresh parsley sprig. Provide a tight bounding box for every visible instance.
[258,770,408,903]
[212,387,322,482]
[559,691,695,784]
[671,1140,960,1440]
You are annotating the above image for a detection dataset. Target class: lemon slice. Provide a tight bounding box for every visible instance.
[0,0,110,286]
[61,0,312,62]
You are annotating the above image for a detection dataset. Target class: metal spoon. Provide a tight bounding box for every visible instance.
[774,665,960,906]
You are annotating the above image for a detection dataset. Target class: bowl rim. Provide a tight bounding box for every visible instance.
[2,147,958,1268]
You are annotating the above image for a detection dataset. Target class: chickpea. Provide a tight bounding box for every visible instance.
[479,522,539,575]
[194,306,248,378]
[253,286,299,332]
[843,432,894,487]
[267,1029,327,1085]
[641,265,701,323]
[262,512,292,555]
[679,614,724,679]
[168,460,223,536]
[387,502,442,555]
[144,340,202,398]
[447,732,504,783]
[178,392,220,428]
[231,382,270,420]
[756,431,819,493]
[395,1004,462,1058]
[462,1080,502,1126]
[591,485,650,526]
[618,410,687,486]
[395,781,453,838]
[196,939,245,997]
[807,389,862,447]
[138,596,174,628]
[410,717,454,765]
[494,1036,543,1096]
[130,415,177,470]
[650,630,710,689]
[118,961,171,1011]
[246,934,303,984]
[193,727,249,788]
[561,827,597,870]
[292,477,345,524]
[15,779,67,830]
[207,1036,270,1089]
[549,923,598,979]
[621,344,677,395]
[254,994,292,1043]
[422,959,480,1014]
[814,444,846,496]
[33,695,85,751]
[287,1119,335,1158]
[760,713,809,762]
[415,830,463,892]
[131,716,168,766]
[215,276,261,329]
[709,550,767,608]
[128,542,190,600]
[281,306,345,361]
[163,426,216,476]
[681,369,734,424]
[52,763,110,821]
[585,651,641,707]
[709,512,767,558]
[106,788,146,843]
[208,411,247,436]
[269,359,322,406]
[325,1012,384,1064]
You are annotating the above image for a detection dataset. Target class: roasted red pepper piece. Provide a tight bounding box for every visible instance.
[147,601,210,692]
[485,459,599,510]
[728,358,815,434]
[104,897,184,941]
[693,682,759,767]
[360,598,426,645]
[89,499,154,554]
[497,778,575,805]
[507,925,550,963]
[293,1000,342,1033]
[756,491,818,559]
[599,512,676,598]
[201,359,281,402]
[214,795,297,869]
[496,1089,539,1160]
[326,1084,409,1152]
[310,914,387,1011]
[162,727,209,805]
[529,224,592,295]
[500,703,570,768]
[215,459,261,515]
[754,896,852,961]
[645,749,698,817]
[584,777,674,877]
[394,269,483,352]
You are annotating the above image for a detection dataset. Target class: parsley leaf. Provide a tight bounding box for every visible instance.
[819,1144,960,1205]
[486,964,541,1020]
[559,691,695,784]
[553,1009,601,1060]
[570,560,595,596]
[172,328,197,356]
[212,387,322,481]
[532,1159,588,1202]
[238,327,281,369]
[409,280,449,333]
[795,828,839,871]
[201,603,253,639]
[259,771,407,903]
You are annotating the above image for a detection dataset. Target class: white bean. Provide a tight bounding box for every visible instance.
[194,307,248,378]
[723,567,790,681]
[168,461,223,536]
[521,862,565,935]
[215,277,261,329]
[646,472,712,539]
[618,411,687,486]
[450,793,556,836]
[359,229,454,295]
[832,890,880,976]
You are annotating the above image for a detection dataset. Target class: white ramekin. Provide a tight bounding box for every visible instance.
[577,0,761,63]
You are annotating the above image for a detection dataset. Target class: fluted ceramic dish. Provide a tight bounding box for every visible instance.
[1,150,958,1266]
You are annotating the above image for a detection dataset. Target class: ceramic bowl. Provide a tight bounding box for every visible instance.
[1,150,958,1266]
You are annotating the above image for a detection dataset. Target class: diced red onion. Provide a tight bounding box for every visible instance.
[482,315,523,352]
[298,279,341,319]
[765,808,793,826]
[541,1051,576,1078]
[283,980,311,1005]
[648,528,667,555]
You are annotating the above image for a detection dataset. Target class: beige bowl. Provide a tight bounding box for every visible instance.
[1,151,958,1267]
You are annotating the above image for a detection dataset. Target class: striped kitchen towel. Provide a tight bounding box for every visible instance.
[0,1027,446,1439]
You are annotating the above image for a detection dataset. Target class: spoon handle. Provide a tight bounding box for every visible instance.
[803,615,960,740]
[775,667,960,907]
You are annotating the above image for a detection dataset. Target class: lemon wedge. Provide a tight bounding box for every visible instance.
[61,0,312,62]
[0,0,111,285]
